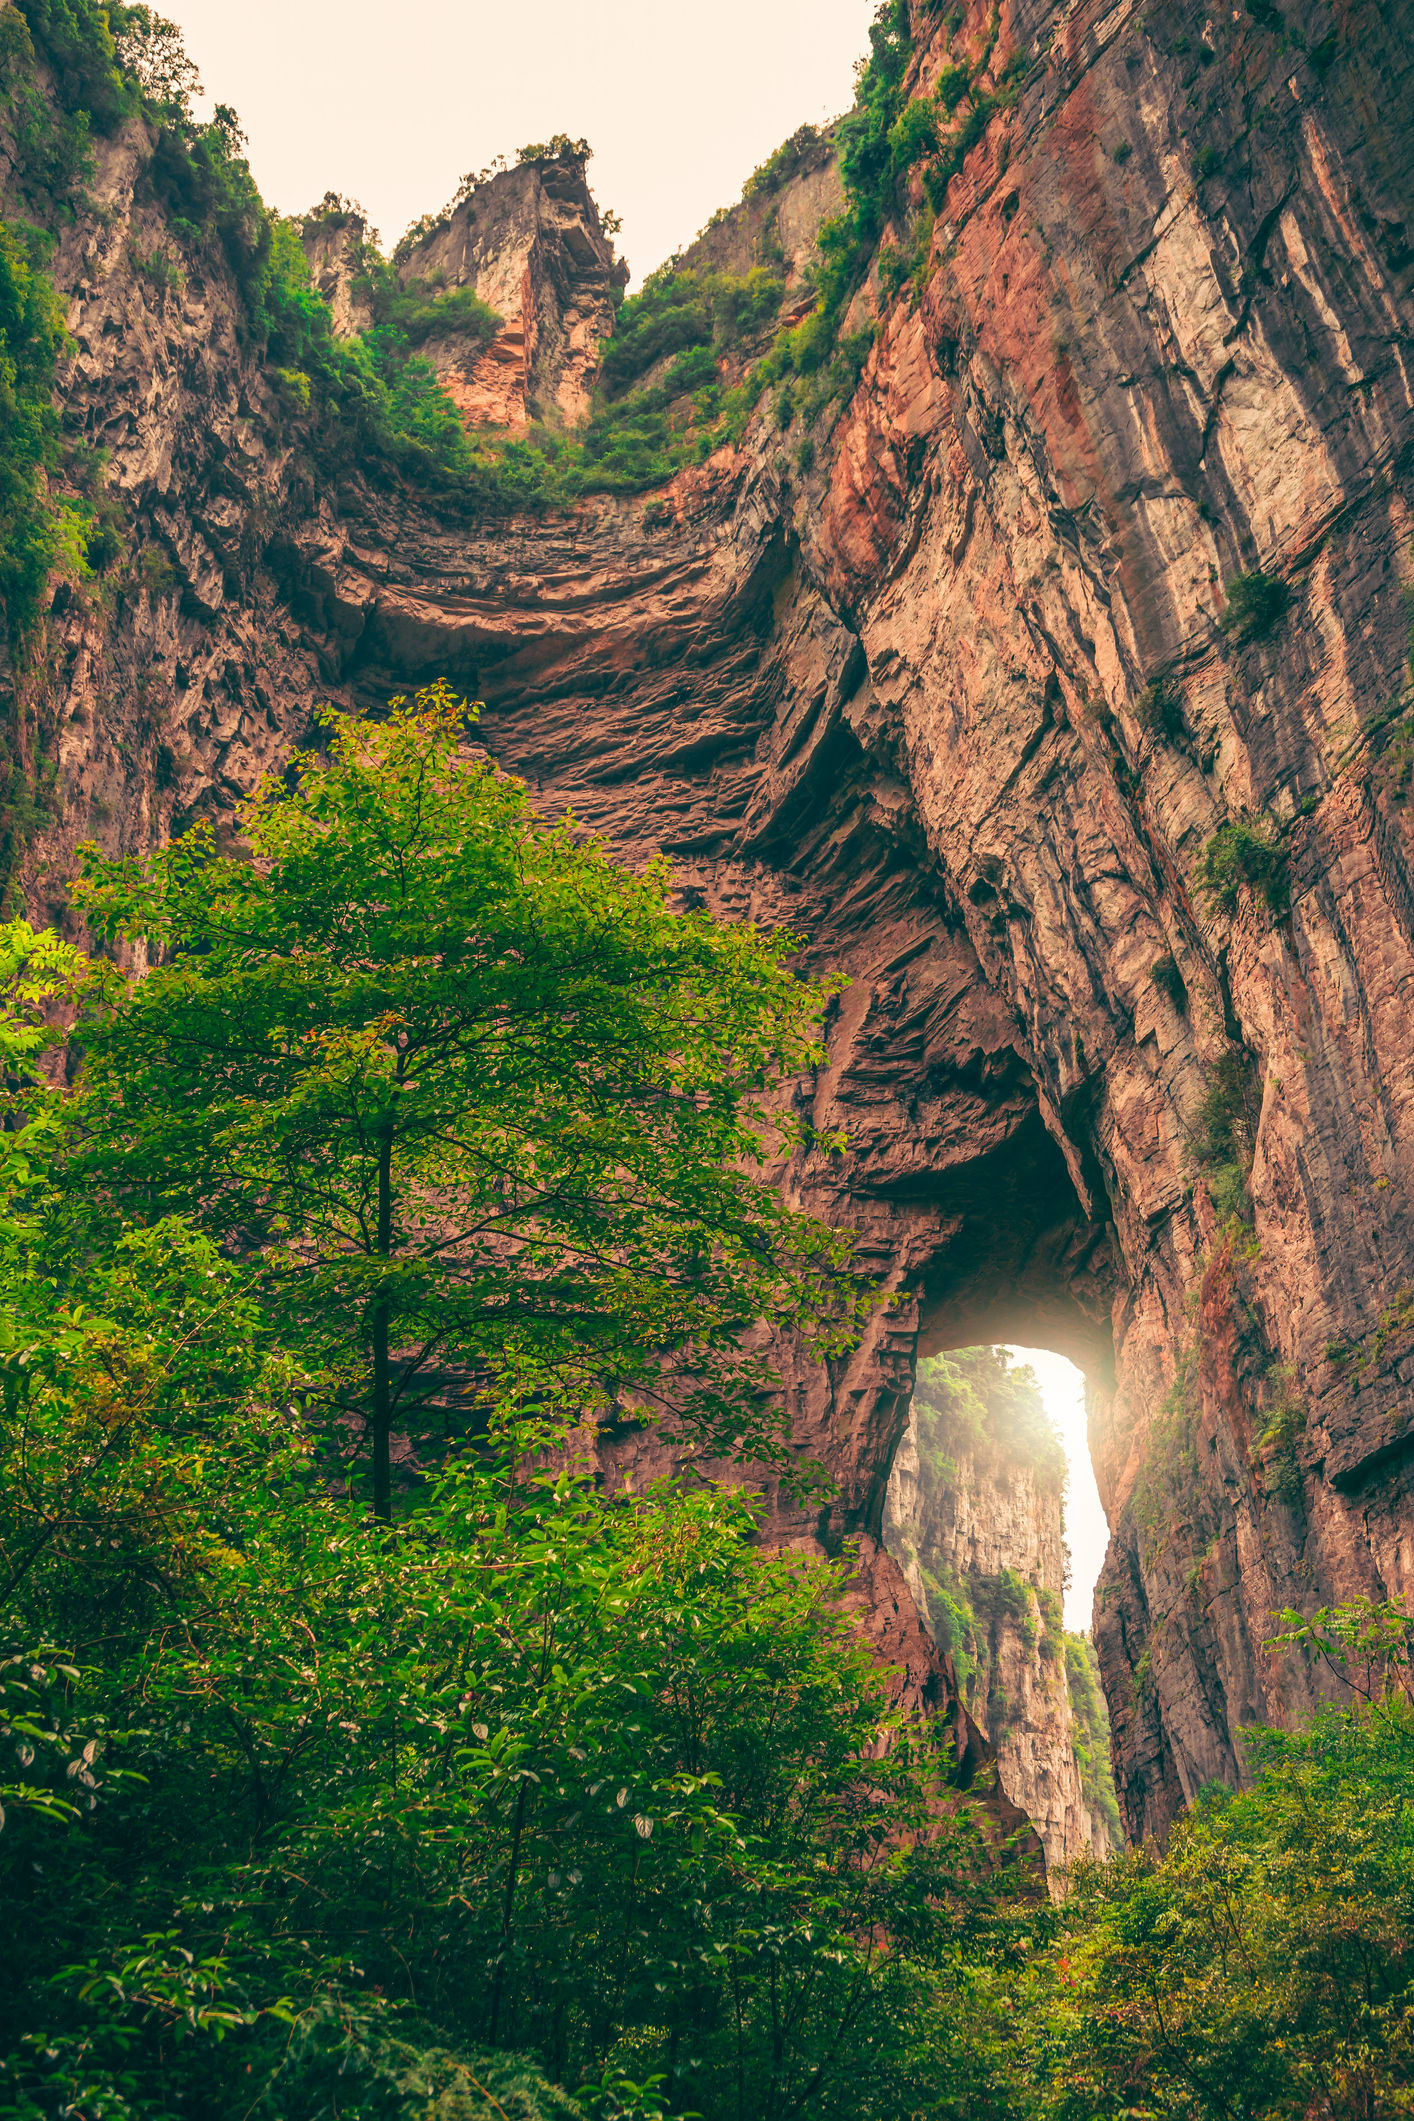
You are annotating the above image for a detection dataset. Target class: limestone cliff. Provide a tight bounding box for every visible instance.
[885,1350,1118,1867]
[395,150,624,430]
[6,0,1414,1849]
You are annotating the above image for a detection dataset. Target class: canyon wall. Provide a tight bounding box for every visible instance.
[884,1349,1118,1869]
[6,0,1414,1845]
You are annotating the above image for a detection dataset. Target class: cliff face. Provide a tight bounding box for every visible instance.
[884,1350,1117,1869]
[397,154,624,429]
[8,0,1414,1848]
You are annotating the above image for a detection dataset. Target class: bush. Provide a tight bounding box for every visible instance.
[743,122,826,200]
[1221,567,1290,642]
[1136,673,1185,739]
[1197,816,1289,916]
[393,281,503,348]
[935,60,970,113]
[597,264,784,397]
[888,94,939,175]
[1064,1635,1121,1843]
[1187,1050,1260,1220]
[913,1348,1066,1490]
[12,0,134,132]
[1016,1605,1414,2118]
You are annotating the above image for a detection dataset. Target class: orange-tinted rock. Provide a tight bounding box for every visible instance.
[396,152,623,430]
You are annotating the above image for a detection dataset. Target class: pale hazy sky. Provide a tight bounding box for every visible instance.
[163,0,876,283]
[1011,1348,1110,1632]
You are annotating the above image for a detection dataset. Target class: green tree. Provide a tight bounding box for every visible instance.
[71,685,864,1518]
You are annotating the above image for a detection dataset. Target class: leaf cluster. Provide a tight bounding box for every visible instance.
[70,684,865,1489]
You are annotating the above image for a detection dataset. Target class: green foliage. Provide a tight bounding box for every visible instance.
[1016,1605,1414,2117]
[1135,672,1185,739]
[1197,815,1289,917]
[1221,568,1291,642]
[1186,1048,1262,1222]
[597,264,784,398]
[517,133,592,167]
[914,1347,1067,1491]
[71,685,865,1517]
[11,0,134,133]
[1189,1053,1257,1170]
[355,247,504,353]
[0,4,99,216]
[1256,1363,1306,1502]
[0,763,1044,2119]
[1063,1634,1121,1844]
[1128,1361,1204,1562]
[0,1179,1020,2115]
[743,122,826,200]
[935,60,970,114]
[0,218,66,646]
[888,94,939,176]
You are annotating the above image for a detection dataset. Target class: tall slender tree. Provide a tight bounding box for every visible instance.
[72,684,864,1515]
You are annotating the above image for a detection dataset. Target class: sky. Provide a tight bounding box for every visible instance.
[1010,1348,1110,1632]
[162,0,878,285]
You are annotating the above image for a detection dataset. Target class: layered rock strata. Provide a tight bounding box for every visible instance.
[7,0,1414,1844]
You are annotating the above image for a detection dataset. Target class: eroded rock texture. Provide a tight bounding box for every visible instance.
[399,153,624,429]
[8,0,1414,1844]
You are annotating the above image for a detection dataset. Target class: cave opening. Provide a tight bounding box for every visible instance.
[881,1338,1121,1861]
[1008,1346,1107,1632]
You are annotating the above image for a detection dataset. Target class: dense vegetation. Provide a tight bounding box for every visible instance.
[0,698,1411,2117]
[0,692,1016,2120]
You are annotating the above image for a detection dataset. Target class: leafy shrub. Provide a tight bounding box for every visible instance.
[1064,1634,1122,1843]
[743,122,826,200]
[888,94,939,175]
[12,0,134,132]
[517,132,591,166]
[391,280,503,348]
[1135,672,1185,738]
[935,60,970,113]
[1221,567,1290,642]
[1197,816,1289,915]
[1187,1049,1260,1220]
[1258,1364,1306,1502]
[1019,1604,1414,2117]
[877,239,910,298]
[0,5,100,215]
[923,90,1006,212]
[1189,1051,1257,1170]
[597,264,784,397]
